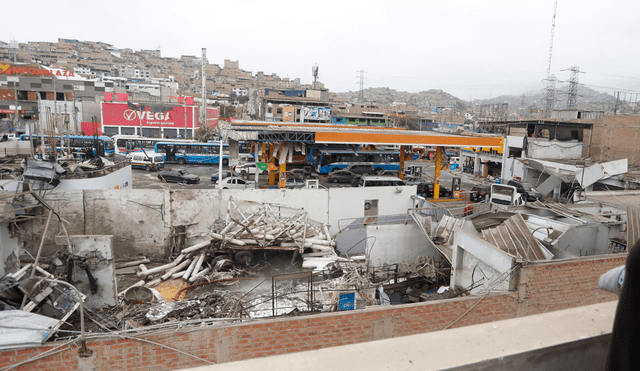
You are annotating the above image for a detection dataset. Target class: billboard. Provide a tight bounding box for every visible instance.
[283,106,295,122]
[301,106,330,121]
[101,102,199,129]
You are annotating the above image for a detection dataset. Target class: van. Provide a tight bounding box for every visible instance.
[127,152,165,171]
[358,175,406,187]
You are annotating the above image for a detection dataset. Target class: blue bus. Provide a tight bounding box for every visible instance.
[63,135,115,156]
[307,148,401,174]
[112,135,195,155]
[19,134,115,157]
[155,142,230,165]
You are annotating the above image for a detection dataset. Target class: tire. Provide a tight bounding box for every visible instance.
[146,166,151,172]
[223,187,228,189]
[211,255,234,271]
[374,168,384,175]
[177,157,186,165]
[332,178,338,183]
[222,158,229,166]
[234,251,254,265]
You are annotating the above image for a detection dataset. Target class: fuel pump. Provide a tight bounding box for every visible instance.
[452,176,461,199]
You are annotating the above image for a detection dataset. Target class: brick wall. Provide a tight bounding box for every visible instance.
[0,254,626,371]
[590,115,640,165]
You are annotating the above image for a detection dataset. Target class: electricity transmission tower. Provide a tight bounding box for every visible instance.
[545,0,559,118]
[356,70,366,103]
[565,66,580,109]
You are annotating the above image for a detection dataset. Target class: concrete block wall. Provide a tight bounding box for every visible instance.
[0,253,625,371]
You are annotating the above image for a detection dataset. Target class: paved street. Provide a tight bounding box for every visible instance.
[130,160,487,193]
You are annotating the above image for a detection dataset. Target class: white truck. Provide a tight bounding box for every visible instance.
[489,184,525,206]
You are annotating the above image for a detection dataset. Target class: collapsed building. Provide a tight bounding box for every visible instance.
[0,121,635,370]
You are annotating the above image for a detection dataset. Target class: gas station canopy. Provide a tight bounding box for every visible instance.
[222,121,503,148]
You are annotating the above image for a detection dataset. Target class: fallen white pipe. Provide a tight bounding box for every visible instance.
[181,240,212,254]
[182,258,199,280]
[137,261,177,277]
[161,258,192,281]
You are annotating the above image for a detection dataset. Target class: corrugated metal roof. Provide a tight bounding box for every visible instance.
[481,213,553,261]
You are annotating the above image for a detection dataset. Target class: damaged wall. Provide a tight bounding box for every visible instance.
[0,253,625,371]
[451,228,518,295]
[527,139,583,160]
[15,187,414,259]
[0,222,20,277]
[365,222,442,267]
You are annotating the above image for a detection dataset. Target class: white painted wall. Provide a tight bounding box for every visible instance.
[527,139,583,160]
[327,186,416,236]
[55,235,117,308]
[56,165,133,190]
[451,228,516,295]
[365,222,440,267]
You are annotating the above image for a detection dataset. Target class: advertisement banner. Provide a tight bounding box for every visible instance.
[301,106,330,121]
[283,106,295,122]
[101,102,200,128]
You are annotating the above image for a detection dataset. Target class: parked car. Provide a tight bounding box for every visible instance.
[211,170,233,182]
[289,168,318,179]
[416,183,453,198]
[403,176,428,186]
[285,175,306,189]
[344,163,379,176]
[507,180,542,202]
[157,170,200,184]
[216,176,256,190]
[233,163,267,177]
[358,175,406,187]
[327,170,360,184]
[470,184,491,203]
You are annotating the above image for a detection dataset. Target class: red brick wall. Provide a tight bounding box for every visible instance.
[590,115,640,165]
[0,254,625,371]
[517,254,624,316]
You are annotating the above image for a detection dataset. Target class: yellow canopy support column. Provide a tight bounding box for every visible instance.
[278,163,287,188]
[433,146,442,200]
[268,143,277,186]
[399,145,406,179]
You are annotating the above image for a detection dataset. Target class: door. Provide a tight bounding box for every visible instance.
[166,145,175,162]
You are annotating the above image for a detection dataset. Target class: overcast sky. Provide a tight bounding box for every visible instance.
[3,0,640,100]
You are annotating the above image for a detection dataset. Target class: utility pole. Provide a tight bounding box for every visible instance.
[545,0,559,118]
[312,65,319,90]
[201,48,207,136]
[356,70,366,103]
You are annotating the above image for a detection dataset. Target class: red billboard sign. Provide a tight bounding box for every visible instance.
[101,102,200,128]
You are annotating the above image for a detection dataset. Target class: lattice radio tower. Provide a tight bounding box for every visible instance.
[357,70,366,103]
[545,0,559,118]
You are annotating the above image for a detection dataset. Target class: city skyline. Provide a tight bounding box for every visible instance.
[2,0,640,100]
